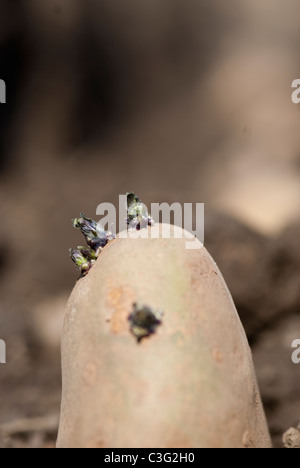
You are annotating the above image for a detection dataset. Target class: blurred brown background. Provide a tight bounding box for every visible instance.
[0,0,300,448]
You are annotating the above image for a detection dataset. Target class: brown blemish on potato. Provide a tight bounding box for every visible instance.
[191,274,203,295]
[252,385,261,408]
[107,286,136,335]
[172,332,185,347]
[133,380,149,406]
[86,438,106,448]
[243,430,255,448]
[212,348,224,364]
[166,430,193,449]
[83,362,97,387]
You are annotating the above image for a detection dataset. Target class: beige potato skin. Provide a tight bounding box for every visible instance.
[57,225,271,448]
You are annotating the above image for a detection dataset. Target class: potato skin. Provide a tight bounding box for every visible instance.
[57,225,271,448]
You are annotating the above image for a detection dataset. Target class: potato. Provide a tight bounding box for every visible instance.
[57,224,271,448]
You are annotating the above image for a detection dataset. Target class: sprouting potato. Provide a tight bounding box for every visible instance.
[57,224,271,448]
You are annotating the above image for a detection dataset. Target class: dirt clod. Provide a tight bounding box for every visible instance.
[283,426,300,449]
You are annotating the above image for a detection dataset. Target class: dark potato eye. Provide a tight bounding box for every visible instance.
[128,304,163,343]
